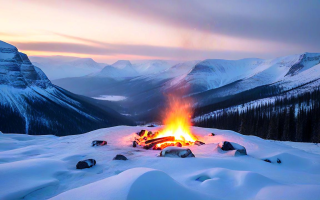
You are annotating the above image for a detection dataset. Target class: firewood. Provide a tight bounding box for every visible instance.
[145,136,175,144]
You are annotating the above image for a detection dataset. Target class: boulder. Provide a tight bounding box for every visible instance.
[211,133,215,136]
[218,141,247,155]
[160,147,195,158]
[113,154,128,160]
[133,141,137,147]
[263,159,271,163]
[277,158,281,164]
[195,141,205,146]
[76,159,96,169]
[92,140,107,147]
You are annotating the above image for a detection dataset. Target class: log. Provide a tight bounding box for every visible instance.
[143,137,175,150]
[145,136,175,145]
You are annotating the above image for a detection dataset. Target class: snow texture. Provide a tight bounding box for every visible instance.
[0,126,320,200]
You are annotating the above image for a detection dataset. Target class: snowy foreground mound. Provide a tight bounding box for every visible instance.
[1,126,320,200]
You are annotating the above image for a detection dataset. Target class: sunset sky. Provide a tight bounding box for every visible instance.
[1,0,319,62]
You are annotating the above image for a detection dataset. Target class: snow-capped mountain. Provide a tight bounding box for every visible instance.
[0,41,133,135]
[95,60,139,78]
[53,53,320,122]
[132,60,172,75]
[30,56,104,80]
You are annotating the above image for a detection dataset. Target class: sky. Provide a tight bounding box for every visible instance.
[1,0,319,63]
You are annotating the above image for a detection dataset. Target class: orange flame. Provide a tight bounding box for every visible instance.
[157,94,197,143]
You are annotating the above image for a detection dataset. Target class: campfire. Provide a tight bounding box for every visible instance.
[134,95,203,150]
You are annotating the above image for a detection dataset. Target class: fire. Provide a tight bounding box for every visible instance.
[135,95,198,150]
[158,95,197,143]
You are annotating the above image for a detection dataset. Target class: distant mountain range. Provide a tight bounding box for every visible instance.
[0,41,134,135]
[30,56,105,80]
[53,52,320,122]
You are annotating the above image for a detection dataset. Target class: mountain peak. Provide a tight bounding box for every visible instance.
[0,40,16,50]
[112,60,132,69]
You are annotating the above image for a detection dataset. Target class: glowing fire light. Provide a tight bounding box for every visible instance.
[158,95,197,143]
[135,94,198,150]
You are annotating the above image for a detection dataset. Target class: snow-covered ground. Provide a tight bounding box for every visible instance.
[92,95,127,101]
[1,126,320,200]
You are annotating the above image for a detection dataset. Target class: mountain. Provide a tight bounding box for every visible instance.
[94,60,139,78]
[30,56,104,80]
[53,53,320,122]
[132,60,172,75]
[0,40,134,135]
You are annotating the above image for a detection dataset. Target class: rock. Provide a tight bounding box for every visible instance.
[113,154,128,160]
[195,141,205,146]
[160,147,195,158]
[147,124,156,127]
[277,158,281,164]
[211,133,215,136]
[218,141,247,155]
[92,140,107,147]
[264,159,272,163]
[133,141,137,147]
[76,159,96,169]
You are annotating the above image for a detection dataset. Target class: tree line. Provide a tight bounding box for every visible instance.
[195,88,320,143]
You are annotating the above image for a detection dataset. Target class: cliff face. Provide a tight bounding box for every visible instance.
[0,41,51,89]
[0,40,134,135]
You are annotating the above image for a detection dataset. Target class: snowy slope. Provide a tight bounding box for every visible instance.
[132,60,172,75]
[30,56,104,80]
[0,126,319,200]
[94,60,139,79]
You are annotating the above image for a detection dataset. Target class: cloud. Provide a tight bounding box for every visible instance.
[11,40,301,61]
[82,0,320,50]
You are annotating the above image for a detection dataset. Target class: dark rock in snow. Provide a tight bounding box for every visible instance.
[219,141,247,155]
[160,147,195,158]
[277,158,282,164]
[133,141,137,147]
[264,159,272,163]
[147,124,156,127]
[92,140,107,147]
[195,141,205,146]
[76,159,96,169]
[113,154,128,160]
[211,133,215,136]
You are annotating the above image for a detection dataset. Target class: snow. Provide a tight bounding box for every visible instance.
[0,40,16,49]
[1,126,320,200]
[93,95,127,101]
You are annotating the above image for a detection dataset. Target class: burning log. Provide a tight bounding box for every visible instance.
[142,136,175,150]
[134,127,197,150]
[145,136,175,145]
[139,130,147,137]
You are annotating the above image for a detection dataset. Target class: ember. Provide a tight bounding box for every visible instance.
[134,95,199,150]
